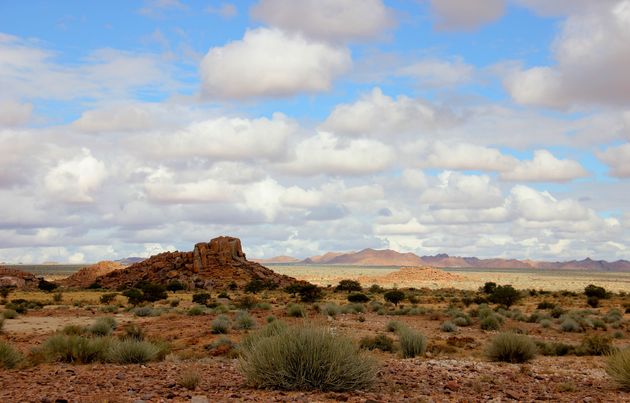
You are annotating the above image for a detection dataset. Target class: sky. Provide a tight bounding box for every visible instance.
[1,0,630,264]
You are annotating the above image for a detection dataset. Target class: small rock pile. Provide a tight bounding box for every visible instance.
[57,261,124,288]
[95,236,302,290]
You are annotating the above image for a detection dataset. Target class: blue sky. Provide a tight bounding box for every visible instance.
[1,0,629,263]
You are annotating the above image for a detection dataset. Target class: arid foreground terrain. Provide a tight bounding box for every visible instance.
[1,238,630,402]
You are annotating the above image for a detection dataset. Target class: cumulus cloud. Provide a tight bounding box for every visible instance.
[322,88,455,137]
[420,171,504,209]
[44,148,107,203]
[430,0,505,31]
[250,0,395,42]
[200,28,351,99]
[500,150,588,182]
[279,131,395,175]
[138,113,296,160]
[415,141,517,171]
[397,57,474,87]
[508,185,590,222]
[506,1,630,107]
[0,99,32,127]
[597,143,630,177]
[72,104,155,132]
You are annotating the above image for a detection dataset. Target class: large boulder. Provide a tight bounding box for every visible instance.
[95,236,304,290]
[57,261,124,288]
[0,267,40,290]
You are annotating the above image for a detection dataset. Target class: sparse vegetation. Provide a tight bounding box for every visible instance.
[384,290,405,306]
[398,327,427,358]
[178,368,201,390]
[606,348,630,390]
[360,334,395,352]
[485,333,537,363]
[211,315,231,334]
[0,341,22,369]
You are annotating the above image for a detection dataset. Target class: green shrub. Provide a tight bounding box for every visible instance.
[440,321,458,333]
[188,305,205,316]
[287,303,306,318]
[398,327,427,358]
[169,298,180,307]
[586,296,600,308]
[166,280,186,292]
[369,284,384,293]
[453,316,470,327]
[359,334,395,352]
[606,348,630,390]
[235,311,256,330]
[540,319,553,329]
[335,279,362,292]
[122,288,144,305]
[88,317,117,337]
[480,316,501,331]
[239,325,377,391]
[322,303,340,318]
[3,309,18,319]
[384,290,405,306]
[241,320,289,351]
[135,281,167,302]
[121,323,145,341]
[537,301,556,310]
[177,368,201,390]
[386,320,403,332]
[576,335,614,356]
[52,292,63,303]
[488,285,521,308]
[481,282,497,294]
[107,339,159,364]
[132,306,158,317]
[236,295,258,310]
[347,293,370,303]
[211,315,231,334]
[535,340,574,356]
[256,302,272,310]
[584,284,608,299]
[0,341,22,368]
[99,292,118,304]
[61,324,86,336]
[40,334,111,363]
[297,284,323,302]
[485,333,537,363]
[560,318,582,332]
[341,303,365,314]
[192,292,211,305]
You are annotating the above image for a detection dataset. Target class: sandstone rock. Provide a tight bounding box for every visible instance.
[57,261,124,288]
[0,267,40,290]
[95,236,305,291]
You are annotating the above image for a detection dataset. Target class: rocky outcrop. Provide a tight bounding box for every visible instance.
[0,266,40,289]
[57,261,124,288]
[95,236,303,290]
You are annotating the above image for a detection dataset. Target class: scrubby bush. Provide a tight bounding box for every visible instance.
[166,280,186,292]
[3,309,18,319]
[0,286,15,299]
[384,290,405,306]
[256,302,271,310]
[359,334,395,352]
[187,305,205,316]
[398,327,427,358]
[587,296,600,308]
[0,341,22,369]
[122,288,144,306]
[322,303,340,318]
[576,335,614,356]
[211,315,231,334]
[245,279,277,294]
[107,339,159,364]
[480,316,501,331]
[52,292,63,303]
[192,292,211,306]
[537,301,556,310]
[38,278,58,292]
[39,334,111,364]
[335,279,362,292]
[535,340,573,356]
[134,281,167,302]
[606,348,630,390]
[485,333,537,363]
[121,323,145,341]
[236,295,258,310]
[540,319,553,329]
[341,303,365,314]
[287,303,306,318]
[297,284,323,303]
[453,316,470,327]
[560,317,582,332]
[239,324,377,391]
[481,282,497,294]
[100,293,118,305]
[88,317,117,336]
[386,320,403,332]
[169,298,180,307]
[177,368,201,390]
[584,284,608,299]
[347,293,370,303]
[488,285,521,308]
[235,311,256,330]
[132,306,159,317]
[369,284,384,293]
[440,321,458,333]
[61,324,86,336]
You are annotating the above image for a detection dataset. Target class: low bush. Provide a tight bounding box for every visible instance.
[335,279,362,293]
[2,309,18,319]
[440,321,458,333]
[187,305,205,316]
[369,284,384,293]
[540,319,553,329]
[52,292,63,303]
[347,293,370,303]
[535,340,573,356]
[384,290,405,306]
[0,341,22,369]
[322,303,340,318]
[359,334,395,352]
[192,292,211,306]
[606,348,630,390]
[132,306,159,317]
[239,324,377,391]
[485,333,537,363]
[560,318,582,332]
[480,316,501,331]
[576,335,614,356]
[107,339,160,364]
[39,334,111,364]
[205,337,238,358]
[256,302,272,310]
[386,320,403,332]
[586,296,600,308]
[236,295,258,310]
[61,324,86,336]
[166,280,186,292]
[297,284,323,303]
[121,323,145,341]
[88,317,117,337]
[584,284,608,299]
[341,303,365,314]
[488,285,521,308]
[177,368,201,390]
[398,327,427,358]
[169,298,180,307]
[287,303,306,318]
[235,311,256,330]
[211,315,231,334]
[537,301,556,310]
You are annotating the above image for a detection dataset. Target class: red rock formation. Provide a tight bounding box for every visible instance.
[0,266,40,289]
[57,261,124,288]
[95,236,304,290]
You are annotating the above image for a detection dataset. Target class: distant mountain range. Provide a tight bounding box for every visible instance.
[255,248,630,272]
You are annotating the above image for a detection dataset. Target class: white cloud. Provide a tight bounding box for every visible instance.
[206,3,237,18]
[200,28,351,99]
[44,148,107,203]
[397,57,474,87]
[506,1,630,107]
[279,131,395,175]
[420,171,503,209]
[143,167,234,204]
[322,88,454,137]
[374,218,428,235]
[72,104,155,132]
[250,0,394,42]
[0,99,32,127]
[597,143,630,177]
[430,0,505,31]
[508,185,590,222]
[415,141,517,171]
[139,113,296,160]
[500,150,588,182]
